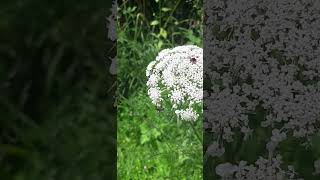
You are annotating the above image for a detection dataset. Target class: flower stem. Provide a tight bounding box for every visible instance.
[188,121,202,144]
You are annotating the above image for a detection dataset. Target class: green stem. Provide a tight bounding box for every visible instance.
[163,0,182,28]
[188,121,202,144]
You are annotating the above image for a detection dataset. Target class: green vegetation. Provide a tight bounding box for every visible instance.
[118,91,202,179]
[117,0,203,179]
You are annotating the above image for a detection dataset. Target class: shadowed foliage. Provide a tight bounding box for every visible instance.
[0,0,116,179]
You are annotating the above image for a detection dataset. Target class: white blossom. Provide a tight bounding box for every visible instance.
[175,108,199,122]
[146,45,203,121]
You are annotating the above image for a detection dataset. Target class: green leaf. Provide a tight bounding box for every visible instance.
[150,20,159,26]
[161,7,171,12]
[157,40,164,50]
[140,123,151,144]
[160,28,167,39]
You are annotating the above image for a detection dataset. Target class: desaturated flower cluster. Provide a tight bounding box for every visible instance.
[107,0,117,42]
[204,0,320,178]
[107,0,117,75]
[146,45,203,121]
[216,154,301,180]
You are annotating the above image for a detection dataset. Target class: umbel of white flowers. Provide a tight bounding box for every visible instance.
[146,45,203,121]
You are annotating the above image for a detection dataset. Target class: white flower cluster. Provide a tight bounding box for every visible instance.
[204,0,320,178]
[146,45,203,121]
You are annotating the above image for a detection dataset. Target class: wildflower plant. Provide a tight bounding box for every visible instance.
[117,1,203,179]
[146,45,203,122]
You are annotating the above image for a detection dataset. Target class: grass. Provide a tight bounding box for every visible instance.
[117,90,202,179]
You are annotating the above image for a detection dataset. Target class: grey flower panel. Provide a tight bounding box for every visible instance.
[204,0,320,179]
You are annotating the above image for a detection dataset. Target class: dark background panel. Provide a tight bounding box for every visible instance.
[0,0,116,179]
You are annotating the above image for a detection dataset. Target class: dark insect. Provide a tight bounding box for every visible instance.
[190,57,197,64]
[156,106,163,112]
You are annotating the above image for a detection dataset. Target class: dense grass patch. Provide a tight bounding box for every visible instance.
[117,90,202,179]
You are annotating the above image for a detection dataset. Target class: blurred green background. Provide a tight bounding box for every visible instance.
[0,0,116,179]
[117,0,203,179]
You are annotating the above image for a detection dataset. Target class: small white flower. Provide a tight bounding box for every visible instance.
[216,163,238,177]
[109,57,117,75]
[175,108,199,121]
[147,87,162,106]
[205,141,225,158]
